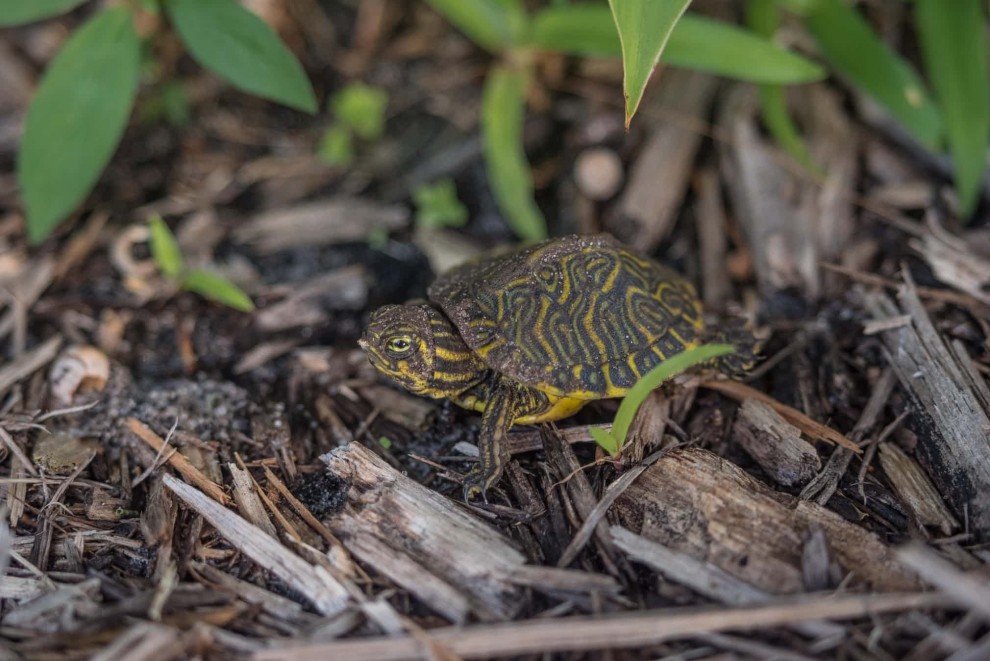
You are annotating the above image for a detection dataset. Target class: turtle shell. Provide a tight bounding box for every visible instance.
[427,234,704,399]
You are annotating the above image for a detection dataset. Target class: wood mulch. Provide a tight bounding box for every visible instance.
[1,2,989,659]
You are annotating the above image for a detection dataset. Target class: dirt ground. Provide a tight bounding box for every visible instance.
[1,2,989,660]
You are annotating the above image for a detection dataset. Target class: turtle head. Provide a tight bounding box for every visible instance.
[360,304,484,398]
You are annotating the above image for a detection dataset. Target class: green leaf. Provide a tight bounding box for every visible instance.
[664,14,825,84]
[422,0,515,52]
[916,0,989,218]
[18,7,140,244]
[149,215,184,279]
[804,0,941,150]
[481,66,547,242]
[529,5,623,57]
[164,0,316,113]
[0,0,87,26]
[182,269,255,312]
[746,0,817,173]
[413,178,469,230]
[608,0,692,126]
[591,343,734,456]
[331,83,388,140]
[528,8,825,85]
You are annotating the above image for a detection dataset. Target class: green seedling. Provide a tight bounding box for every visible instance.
[589,343,733,456]
[413,178,469,230]
[148,215,255,312]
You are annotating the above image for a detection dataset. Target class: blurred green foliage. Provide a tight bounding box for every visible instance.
[319,83,389,167]
[8,0,317,244]
[413,179,469,230]
[423,0,824,240]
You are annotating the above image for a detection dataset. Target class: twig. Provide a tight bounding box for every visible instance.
[253,592,951,661]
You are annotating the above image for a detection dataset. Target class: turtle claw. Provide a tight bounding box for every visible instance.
[462,466,496,502]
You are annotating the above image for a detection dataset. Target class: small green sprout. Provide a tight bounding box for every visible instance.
[589,343,734,456]
[318,83,388,166]
[377,436,393,450]
[413,178,468,230]
[148,215,255,312]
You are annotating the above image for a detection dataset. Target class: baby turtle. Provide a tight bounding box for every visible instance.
[360,233,754,498]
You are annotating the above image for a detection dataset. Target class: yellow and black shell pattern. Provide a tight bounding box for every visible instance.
[427,234,704,399]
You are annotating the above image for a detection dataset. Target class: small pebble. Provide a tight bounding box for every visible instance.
[574,147,624,201]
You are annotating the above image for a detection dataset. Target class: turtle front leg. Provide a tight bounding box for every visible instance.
[463,381,518,501]
[463,381,556,500]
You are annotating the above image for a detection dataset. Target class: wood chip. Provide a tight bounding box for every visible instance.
[320,443,526,622]
[612,526,844,640]
[733,398,821,487]
[878,443,958,536]
[126,418,229,506]
[703,379,860,453]
[614,448,917,593]
[162,474,350,616]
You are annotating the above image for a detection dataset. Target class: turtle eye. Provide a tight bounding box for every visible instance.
[385,336,414,357]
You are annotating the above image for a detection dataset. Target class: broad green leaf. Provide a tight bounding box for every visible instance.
[804,0,941,150]
[182,269,255,312]
[0,0,87,26]
[608,0,692,126]
[746,0,817,172]
[19,7,140,244]
[165,0,316,113]
[422,0,515,52]
[590,344,734,456]
[481,66,547,241]
[916,0,989,218]
[149,215,184,279]
[529,8,825,85]
[529,5,623,57]
[664,14,825,83]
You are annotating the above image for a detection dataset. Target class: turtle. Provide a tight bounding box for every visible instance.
[359,233,755,499]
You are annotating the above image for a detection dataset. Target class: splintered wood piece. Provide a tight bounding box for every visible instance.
[613,448,917,594]
[865,278,990,541]
[877,444,958,536]
[162,474,350,616]
[228,464,277,537]
[253,591,949,661]
[320,443,527,623]
[733,399,821,487]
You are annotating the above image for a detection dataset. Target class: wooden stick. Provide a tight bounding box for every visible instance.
[702,380,861,453]
[253,591,950,661]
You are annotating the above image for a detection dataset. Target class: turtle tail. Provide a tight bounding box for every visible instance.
[703,317,760,376]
